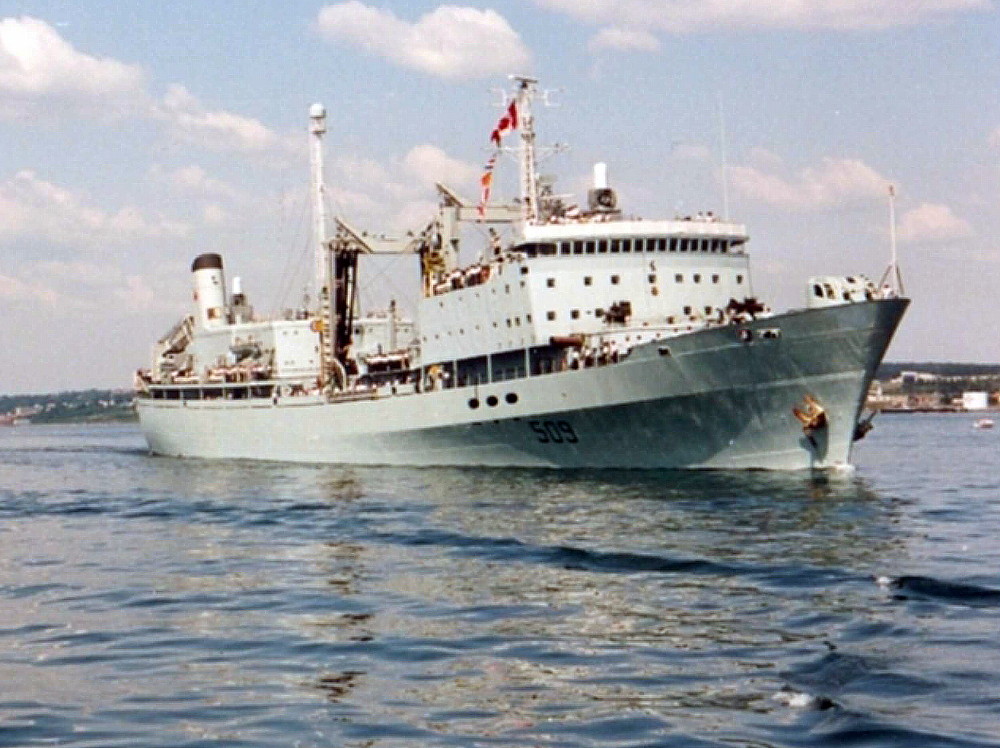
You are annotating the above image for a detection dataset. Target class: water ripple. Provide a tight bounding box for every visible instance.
[1,421,999,746]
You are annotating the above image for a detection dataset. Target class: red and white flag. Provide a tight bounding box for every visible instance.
[490,100,519,147]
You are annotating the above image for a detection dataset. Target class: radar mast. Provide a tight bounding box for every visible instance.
[309,102,329,303]
[512,76,540,225]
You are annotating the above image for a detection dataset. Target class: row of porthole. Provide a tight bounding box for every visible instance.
[468,392,519,409]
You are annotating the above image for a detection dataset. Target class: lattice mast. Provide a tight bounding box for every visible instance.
[513,76,540,225]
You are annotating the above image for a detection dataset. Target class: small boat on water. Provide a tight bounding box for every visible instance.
[974,418,994,430]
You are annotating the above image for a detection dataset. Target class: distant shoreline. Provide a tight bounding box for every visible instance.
[0,389,135,426]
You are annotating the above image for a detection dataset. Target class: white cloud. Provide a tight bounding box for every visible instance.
[0,15,146,120]
[0,272,57,305]
[670,142,712,162]
[729,157,889,210]
[114,273,158,310]
[155,84,297,155]
[535,0,991,34]
[392,199,441,232]
[898,202,973,243]
[402,144,478,188]
[331,153,392,190]
[0,16,296,161]
[9,260,157,312]
[150,163,241,201]
[316,2,531,79]
[202,203,227,224]
[0,170,189,246]
[588,27,660,52]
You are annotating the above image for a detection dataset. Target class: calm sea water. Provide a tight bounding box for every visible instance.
[1,415,999,747]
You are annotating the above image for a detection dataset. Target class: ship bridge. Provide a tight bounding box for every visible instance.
[516,217,748,257]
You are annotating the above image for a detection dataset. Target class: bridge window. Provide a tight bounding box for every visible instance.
[657,238,668,251]
[517,242,557,256]
[669,238,678,252]
[610,239,621,253]
[597,239,608,253]
[634,238,645,252]
[560,241,571,255]
[585,241,596,253]
[679,239,690,252]
[622,239,632,253]
[573,241,583,255]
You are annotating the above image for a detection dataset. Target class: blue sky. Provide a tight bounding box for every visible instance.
[1,0,998,393]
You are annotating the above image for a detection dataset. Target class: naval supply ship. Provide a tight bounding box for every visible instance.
[135,77,908,470]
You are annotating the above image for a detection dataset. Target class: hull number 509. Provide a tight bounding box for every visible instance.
[529,420,579,444]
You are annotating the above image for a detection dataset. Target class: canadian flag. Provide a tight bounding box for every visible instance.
[490,100,519,147]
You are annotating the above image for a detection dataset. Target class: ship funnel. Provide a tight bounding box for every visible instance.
[191,253,227,329]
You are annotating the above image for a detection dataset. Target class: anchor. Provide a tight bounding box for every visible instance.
[793,394,828,448]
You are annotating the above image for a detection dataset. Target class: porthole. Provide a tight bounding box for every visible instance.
[486,395,499,407]
[505,393,518,404]
[468,398,480,409]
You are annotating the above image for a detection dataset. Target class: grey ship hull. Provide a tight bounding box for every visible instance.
[137,299,907,470]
